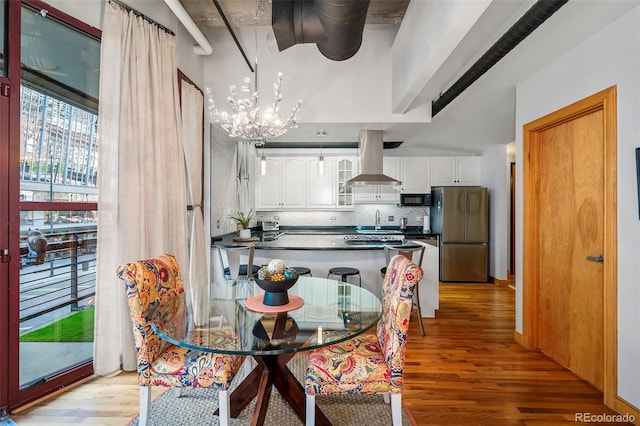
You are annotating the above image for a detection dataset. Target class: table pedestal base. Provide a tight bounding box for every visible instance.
[216,313,331,426]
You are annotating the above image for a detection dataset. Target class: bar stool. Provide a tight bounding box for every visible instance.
[327,267,361,287]
[381,245,426,336]
[291,266,312,276]
[217,245,259,279]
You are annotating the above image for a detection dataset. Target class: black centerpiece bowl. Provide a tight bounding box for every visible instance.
[253,277,298,306]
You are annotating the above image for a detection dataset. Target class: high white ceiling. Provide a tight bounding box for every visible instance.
[181,0,638,154]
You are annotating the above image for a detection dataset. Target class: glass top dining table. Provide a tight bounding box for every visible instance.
[152,276,382,426]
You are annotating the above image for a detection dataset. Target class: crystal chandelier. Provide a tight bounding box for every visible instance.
[206,0,302,146]
[206,73,301,146]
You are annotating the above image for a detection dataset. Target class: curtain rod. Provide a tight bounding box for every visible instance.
[109,0,176,36]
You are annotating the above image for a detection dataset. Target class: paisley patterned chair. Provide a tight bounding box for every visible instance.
[304,254,423,426]
[116,254,244,426]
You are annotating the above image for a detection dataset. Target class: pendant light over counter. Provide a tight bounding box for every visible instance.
[317,129,326,176]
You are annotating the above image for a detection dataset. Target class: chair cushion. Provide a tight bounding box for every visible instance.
[148,343,244,389]
[305,334,392,395]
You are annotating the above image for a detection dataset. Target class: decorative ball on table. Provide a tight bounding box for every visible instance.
[255,260,299,306]
[266,258,286,274]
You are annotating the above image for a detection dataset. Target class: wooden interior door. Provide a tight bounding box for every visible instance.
[510,162,515,276]
[537,110,604,390]
[523,86,617,401]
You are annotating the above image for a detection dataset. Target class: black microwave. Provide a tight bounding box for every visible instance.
[400,193,432,207]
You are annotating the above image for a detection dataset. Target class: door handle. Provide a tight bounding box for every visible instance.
[586,253,604,263]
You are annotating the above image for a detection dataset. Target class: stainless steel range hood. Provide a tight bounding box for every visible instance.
[346,130,402,187]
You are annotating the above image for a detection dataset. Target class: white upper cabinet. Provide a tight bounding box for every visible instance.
[354,157,400,203]
[306,157,337,209]
[256,157,306,209]
[399,157,430,193]
[430,156,482,186]
[281,158,307,207]
[255,157,282,210]
[256,155,355,210]
[337,157,356,208]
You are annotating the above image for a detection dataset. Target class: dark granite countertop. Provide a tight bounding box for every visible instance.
[211,226,438,251]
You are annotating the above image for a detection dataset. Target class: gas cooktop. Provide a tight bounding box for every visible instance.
[343,234,405,245]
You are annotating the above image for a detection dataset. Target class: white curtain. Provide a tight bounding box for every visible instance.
[181,81,208,324]
[93,1,188,375]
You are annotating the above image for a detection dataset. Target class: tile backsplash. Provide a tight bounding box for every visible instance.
[256,205,430,228]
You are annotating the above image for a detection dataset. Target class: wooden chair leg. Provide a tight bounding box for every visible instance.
[219,389,230,426]
[305,394,316,426]
[391,393,402,426]
[139,385,151,426]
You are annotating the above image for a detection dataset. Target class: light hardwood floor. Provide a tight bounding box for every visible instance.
[11,283,632,425]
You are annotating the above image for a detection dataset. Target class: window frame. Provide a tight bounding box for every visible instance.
[4,0,101,411]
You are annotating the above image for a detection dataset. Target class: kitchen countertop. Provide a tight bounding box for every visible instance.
[211,226,439,251]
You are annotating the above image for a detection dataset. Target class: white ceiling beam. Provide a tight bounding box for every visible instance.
[391,0,492,114]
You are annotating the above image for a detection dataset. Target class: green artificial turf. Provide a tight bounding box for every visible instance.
[20,306,94,342]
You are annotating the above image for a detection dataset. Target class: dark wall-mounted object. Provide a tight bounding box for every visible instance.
[272,0,371,61]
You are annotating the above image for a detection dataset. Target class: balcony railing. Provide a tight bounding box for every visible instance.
[19,225,97,326]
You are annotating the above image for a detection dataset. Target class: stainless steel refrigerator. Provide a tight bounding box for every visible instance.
[430,186,488,282]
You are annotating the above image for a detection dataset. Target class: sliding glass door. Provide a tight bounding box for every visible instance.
[1,0,101,411]
[1,0,18,416]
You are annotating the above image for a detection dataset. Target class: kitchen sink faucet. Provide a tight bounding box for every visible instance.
[375,209,381,230]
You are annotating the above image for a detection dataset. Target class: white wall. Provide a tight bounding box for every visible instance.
[515,6,640,408]
[203,26,429,128]
[391,0,491,113]
[45,0,103,28]
[210,126,239,237]
[482,144,510,281]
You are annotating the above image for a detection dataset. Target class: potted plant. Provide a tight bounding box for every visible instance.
[229,210,254,239]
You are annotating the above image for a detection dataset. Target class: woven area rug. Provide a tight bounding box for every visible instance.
[129,354,416,425]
